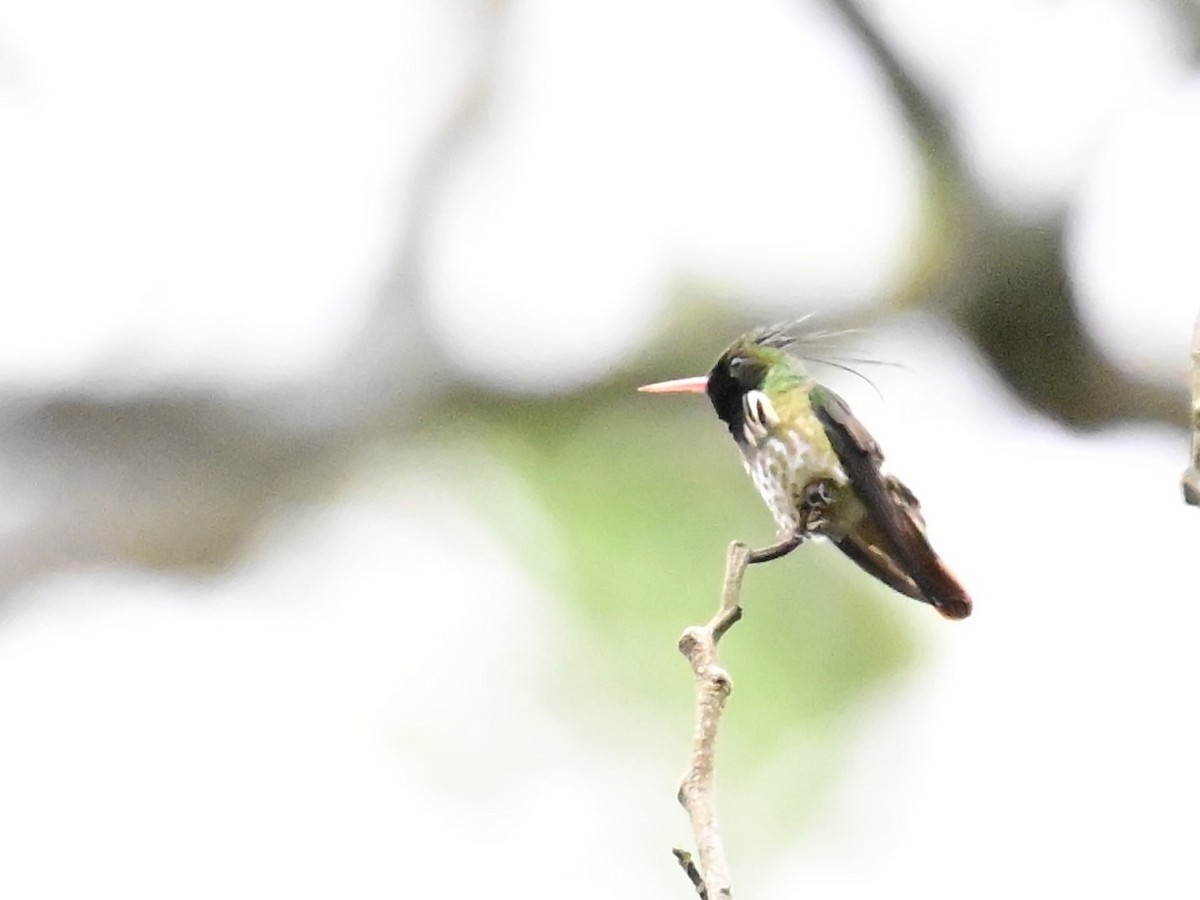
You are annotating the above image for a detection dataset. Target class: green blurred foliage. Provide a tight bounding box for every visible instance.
[445,387,919,830]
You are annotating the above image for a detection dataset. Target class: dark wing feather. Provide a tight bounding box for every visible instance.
[834,519,926,603]
[810,385,972,620]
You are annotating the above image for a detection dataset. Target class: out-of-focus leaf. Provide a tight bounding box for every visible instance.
[452,389,919,828]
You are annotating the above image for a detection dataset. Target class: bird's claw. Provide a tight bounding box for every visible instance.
[797,478,836,532]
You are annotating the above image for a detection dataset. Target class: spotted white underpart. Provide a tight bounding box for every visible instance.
[738,391,845,536]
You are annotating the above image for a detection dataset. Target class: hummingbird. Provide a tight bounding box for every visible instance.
[639,324,971,619]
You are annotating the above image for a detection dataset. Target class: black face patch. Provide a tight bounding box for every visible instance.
[705,351,767,442]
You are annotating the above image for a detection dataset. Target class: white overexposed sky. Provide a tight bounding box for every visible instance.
[0,0,1193,392]
[0,0,462,388]
[1068,78,1200,380]
[427,0,924,392]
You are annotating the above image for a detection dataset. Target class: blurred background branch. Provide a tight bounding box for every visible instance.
[826,0,1189,428]
[1184,310,1200,504]
[0,0,514,600]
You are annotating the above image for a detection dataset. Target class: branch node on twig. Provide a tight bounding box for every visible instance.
[678,629,701,657]
[712,606,743,641]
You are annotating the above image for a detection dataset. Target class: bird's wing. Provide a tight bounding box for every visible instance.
[810,385,971,620]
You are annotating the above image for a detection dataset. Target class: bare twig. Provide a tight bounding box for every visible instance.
[672,849,707,900]
[1183,310,1200,506]
[674,541,754,899]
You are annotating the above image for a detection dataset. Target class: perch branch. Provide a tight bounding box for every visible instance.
[1184,310,1200,506]
[674,540,755,899]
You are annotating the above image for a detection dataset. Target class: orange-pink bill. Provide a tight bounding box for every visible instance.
[637,376,708,394]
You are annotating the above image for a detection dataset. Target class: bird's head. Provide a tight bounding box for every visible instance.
[638,325,804,441]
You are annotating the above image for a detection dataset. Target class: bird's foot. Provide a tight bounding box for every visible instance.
[797,478,836,532]
[750,478,838,564]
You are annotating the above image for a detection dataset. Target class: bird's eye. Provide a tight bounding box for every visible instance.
[728,356,746,377]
